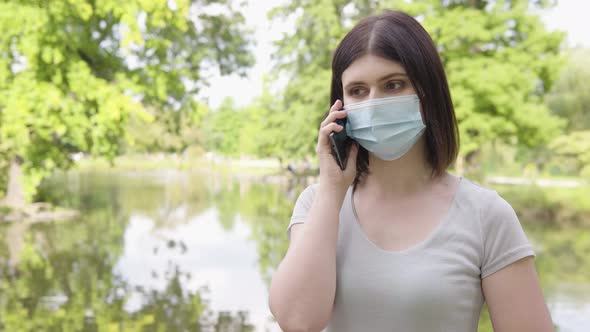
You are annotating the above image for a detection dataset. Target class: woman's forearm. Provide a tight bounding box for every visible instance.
[269,185,346,332]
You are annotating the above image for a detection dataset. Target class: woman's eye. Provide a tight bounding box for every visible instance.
[349,87,365,96]
[386,81,404,90]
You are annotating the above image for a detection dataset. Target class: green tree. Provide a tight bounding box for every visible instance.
[239,78,290,160]
[124,103,208,155]
[0,0,254,206]
[545,48,590,177]
[548,131,590,177]
[203,97,243,156]
[546,48,590,131]
[267,0,565,170]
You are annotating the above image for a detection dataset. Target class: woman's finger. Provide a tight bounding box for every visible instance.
[317,122,344,148]
[320,108,347,129]
[329,99,343,113]
[320,122,344,136]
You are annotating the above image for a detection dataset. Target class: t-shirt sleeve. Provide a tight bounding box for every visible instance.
[480,192,535,279]
[286,183,318,240]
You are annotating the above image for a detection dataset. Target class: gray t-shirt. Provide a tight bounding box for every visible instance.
[286,177,534,332]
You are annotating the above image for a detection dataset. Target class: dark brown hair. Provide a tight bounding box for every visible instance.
[330,10,459,188]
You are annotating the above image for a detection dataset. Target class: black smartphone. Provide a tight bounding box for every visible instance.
[329,115,353,170]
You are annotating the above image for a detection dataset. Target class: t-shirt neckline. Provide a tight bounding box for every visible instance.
[349,176,463,255]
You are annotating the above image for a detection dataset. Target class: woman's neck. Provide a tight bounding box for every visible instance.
[361,138,436,197]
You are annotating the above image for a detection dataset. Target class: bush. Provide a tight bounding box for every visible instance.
[495,184,590,227]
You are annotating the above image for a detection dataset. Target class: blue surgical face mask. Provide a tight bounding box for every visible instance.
[344,94,425,161]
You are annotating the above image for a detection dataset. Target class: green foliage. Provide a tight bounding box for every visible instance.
[203,97,243,156]
[495,184,590,228]
[529,225,590,285]
[419,1,566,154]
[267,0,566,164]
[124,103,208,154]
[478,304,493,332]
[202,90,292,159]
[0,0,254,200]
[265,0,348,162]
[543,49,590,178]
[548,131,590,178]
[238,81,290,159]
[546,48,590,131]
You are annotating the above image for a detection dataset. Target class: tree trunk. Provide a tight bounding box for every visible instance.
[4,155,25,208]
[7,221,27,270]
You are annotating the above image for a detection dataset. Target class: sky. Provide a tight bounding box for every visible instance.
[201,0,590,109]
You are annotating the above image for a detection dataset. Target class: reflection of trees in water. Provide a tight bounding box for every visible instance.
[120,264,254,332]
[209,176,306,233]
[0,177,254,331]
[524,225,590,286]
[237,178,308,286]
[37,171,212,228]
[212,181,241,232]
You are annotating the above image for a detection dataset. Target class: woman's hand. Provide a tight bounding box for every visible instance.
[316,99,359,194]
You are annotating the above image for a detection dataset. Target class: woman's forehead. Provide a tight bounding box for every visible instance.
[342,54,406,83]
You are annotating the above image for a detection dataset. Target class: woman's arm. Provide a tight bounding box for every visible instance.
[482,256,553,332]
[268,185,346,332]
[269,99,358,332]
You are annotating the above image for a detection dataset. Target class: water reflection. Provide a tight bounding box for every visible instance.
[0,171,262,331]
[549,283,590,331]
[114,211,270,331]
[0,170,588,331]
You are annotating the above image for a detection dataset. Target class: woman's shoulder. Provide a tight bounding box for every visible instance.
[457,176,502,203]
[296,182,354,199]
[456,177,534,276]
[298,182,320,199]
[455,176,521,227]
[455,176,515,215]
[292,183,321,209]
[457,176,497,195]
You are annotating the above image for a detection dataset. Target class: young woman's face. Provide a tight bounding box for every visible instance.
[341,54,416,106]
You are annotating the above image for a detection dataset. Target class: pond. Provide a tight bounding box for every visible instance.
[0,170,588,331]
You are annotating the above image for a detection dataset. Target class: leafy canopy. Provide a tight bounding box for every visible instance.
[266,0,565,163]
[0,0,254,197]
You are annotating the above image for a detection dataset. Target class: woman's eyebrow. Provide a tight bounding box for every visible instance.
[378,72,407,81]
[344,72,408,90]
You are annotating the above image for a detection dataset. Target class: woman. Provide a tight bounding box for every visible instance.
[268,10,553,332]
